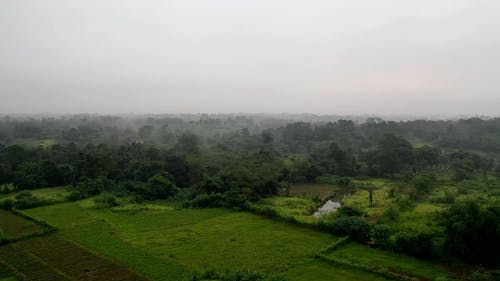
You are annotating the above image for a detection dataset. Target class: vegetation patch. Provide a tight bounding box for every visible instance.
[322,242,454,281]
[13,235,148,281]
[0,210,50,243]
[24,201,394,281]
[288,183,337,200]
[0,243,69,281]
[249,197,318,224]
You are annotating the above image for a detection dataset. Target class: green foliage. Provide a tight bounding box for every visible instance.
[94,193,120,208]
[337,206,364,217]
[393,231,436,259]
[12,191,48,210]
[443,201,500,266]
[76,176,117,196]
[185,193,226,208]
[66,190,84,201]
[327,216,371,242]
[145,173,179,199]
[0,184,16,194]
[362,134,414,176]
[410,172,438,199]
[0,199,13,210]
[371,224,392,249]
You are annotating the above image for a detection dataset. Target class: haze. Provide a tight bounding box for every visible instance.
[1,0,499,115]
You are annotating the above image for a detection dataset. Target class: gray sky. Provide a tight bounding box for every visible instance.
[1,0,499,115]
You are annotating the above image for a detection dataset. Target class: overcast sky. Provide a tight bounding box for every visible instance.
[1,0,499,116]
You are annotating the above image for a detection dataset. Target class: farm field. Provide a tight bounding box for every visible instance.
[0,210,154,281]
[0,235,149,281]
[20,199,461,280]
[22,200,394,280]
[324,242,451,280]
[0,264,16,281]
[0,210,48,240]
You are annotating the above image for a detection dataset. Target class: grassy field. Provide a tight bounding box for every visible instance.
[325,242,452,280]
[0,243,69,281]
[24,201,390,280]
[0,235,149,281]
[249,196,318,223]
[0,210,150,281]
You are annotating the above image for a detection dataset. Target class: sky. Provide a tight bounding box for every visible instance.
[0,0,499,116]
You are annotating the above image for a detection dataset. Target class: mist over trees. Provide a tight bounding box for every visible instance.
[0,114,499,268]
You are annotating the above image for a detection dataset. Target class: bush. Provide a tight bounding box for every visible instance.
[371,224,392,249]
[393,231,436,259]
[443,201,500,266]
[94,193,119,207]
[185,190,248,209]
[15,191,33,200]
[0,199,13,210]
[380,205,400,222]
[0,183,16,194]
[428,189,455,204]
[329,216,371,242]
[337,206,364,217]
[186,193,225,208]
[187,269,269,281]
[145,173,179,200]
[66,190,84,201]
[223,189,248,208]
[13,194,47,209]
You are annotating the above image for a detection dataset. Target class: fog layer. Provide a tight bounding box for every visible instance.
[1,0,499,115]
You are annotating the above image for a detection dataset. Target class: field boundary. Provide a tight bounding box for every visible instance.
[245,204,320,230]
[313,241,449,281]
[315,252,422,281]
[0,209,57,246]
[316,236,351,255]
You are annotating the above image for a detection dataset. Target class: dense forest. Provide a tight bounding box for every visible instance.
[0,114,499,279]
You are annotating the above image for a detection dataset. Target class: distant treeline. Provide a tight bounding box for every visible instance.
[1,115,500,154]
[0,115,498,191]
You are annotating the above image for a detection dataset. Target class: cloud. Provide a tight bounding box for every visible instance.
[0,0,499,115]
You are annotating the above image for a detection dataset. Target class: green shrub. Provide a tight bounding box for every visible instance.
[15,190,33,200]
[328,216,371,242]
[186,193,225,208]
[66,190,84,201]
[380,205,400,222]
[94,193,119,207]
[13,192,48,209]
[0,183,16,194]
[0,199,13,210]
[393,231,436,259]
[371,224,392,249]
[428,189,456,204]
[337,205,364,217]
[443,201,499,266]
